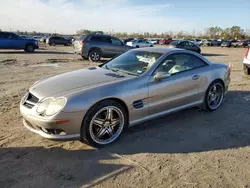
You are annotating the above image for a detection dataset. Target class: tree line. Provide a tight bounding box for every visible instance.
[1,26,249,40]
[76,26,250,40]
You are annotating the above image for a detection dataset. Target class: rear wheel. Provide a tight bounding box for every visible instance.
[81,100,127,147]
[202,81,224,111]
[243,65,250,75]
[89,50,101,62]
[136,45,139,48]
[24,44,35,52]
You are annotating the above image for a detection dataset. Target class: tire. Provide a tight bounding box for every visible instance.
[243,65,250,75]
[136,45,139,48]
[24,44,35,52]
[150,45,153,47]
[51,42,56,46]
[88,50,101,62]
[202,81,224,111]
[81,100,127,147]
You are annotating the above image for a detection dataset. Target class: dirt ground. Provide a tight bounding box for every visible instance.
[0,44,250,188]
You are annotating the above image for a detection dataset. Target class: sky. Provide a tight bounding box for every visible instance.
[0,0,249,34]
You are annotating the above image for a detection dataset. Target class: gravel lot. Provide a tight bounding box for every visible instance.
[0,44,250,188]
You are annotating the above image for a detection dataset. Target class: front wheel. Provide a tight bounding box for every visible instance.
[81,100,127,147]
[202,81,224,111]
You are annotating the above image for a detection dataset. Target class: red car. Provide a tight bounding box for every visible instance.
[159,38,173,45]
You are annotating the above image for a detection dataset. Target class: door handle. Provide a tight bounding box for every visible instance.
[192,75,200,80]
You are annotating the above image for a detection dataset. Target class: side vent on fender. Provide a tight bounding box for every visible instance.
[88,67,97,70]
[133,100,143,109]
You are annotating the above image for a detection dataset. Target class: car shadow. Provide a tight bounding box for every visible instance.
[201,53,228,57]
[0,50,74,55]
[1,90,250,187]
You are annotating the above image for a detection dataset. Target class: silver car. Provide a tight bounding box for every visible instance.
[20,48,231,147]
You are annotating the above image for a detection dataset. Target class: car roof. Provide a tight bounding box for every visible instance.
[87,33,114,38]
[132,47,184,54]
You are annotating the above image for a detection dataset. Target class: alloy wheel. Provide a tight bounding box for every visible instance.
[207,83,224,110]
[89,106,124,145]
[90,52,100,61]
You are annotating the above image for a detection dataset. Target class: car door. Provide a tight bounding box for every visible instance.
[89,36,113,57]
[8,33,25,49]
[110,37,127,56]
[148,52,208,115]
[0,32,10,49]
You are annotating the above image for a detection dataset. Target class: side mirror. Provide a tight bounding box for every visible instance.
[154,72,170,81]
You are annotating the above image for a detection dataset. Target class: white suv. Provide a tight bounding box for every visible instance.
[243,48,250,75]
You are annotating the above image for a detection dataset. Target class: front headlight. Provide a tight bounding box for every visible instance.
[36,98,66,116]
[46,98,66,116]
[37,98,53,113]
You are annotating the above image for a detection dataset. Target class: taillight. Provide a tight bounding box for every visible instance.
[245,48,249,58]
[82,41,86,46]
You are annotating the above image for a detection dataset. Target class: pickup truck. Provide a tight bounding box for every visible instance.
[0,32,39,52]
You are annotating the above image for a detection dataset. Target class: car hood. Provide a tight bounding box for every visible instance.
[29,67,133,99]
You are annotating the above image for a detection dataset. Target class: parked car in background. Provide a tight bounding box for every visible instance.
[159,38,173,45]
[126,39,153,48]
[40,36,48,43]
[236,40,249,48]
[123,38,134,44]
[20,47,230,147]
[202,40,213,46]
[243,48,250,75]
[148,39,159,44]
[74,34,134,61]
[46,36,72,46]
[231,40,238,48]
[169,40,201,53]
[0,32,38,52]
[221,41,231,47]
[32,36,42,41]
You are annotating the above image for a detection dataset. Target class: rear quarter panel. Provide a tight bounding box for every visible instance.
[197,63,230,101]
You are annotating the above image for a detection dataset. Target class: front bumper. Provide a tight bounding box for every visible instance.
[20,103,84,140]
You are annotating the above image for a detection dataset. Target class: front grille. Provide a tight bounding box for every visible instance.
[23,92,39,109]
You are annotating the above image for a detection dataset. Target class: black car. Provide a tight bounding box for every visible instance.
[169,40,201,53]
[46,36,72,46]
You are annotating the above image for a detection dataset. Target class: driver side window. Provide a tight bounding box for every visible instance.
[156,53,206,75]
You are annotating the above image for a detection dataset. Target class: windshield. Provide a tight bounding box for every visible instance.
[101,50,163,76]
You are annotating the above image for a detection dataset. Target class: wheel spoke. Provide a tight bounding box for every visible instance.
[110,118,120,128]
[106,127,114,136]
[212,85,217,92]
[105,108,113,121]
[93,118,105,127]
[96,128,106,138]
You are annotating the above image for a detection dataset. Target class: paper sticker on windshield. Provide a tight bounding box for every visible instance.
[137,70,143,74]
[138,57,154,64]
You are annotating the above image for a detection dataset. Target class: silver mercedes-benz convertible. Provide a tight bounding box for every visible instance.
[20,47,231,147]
